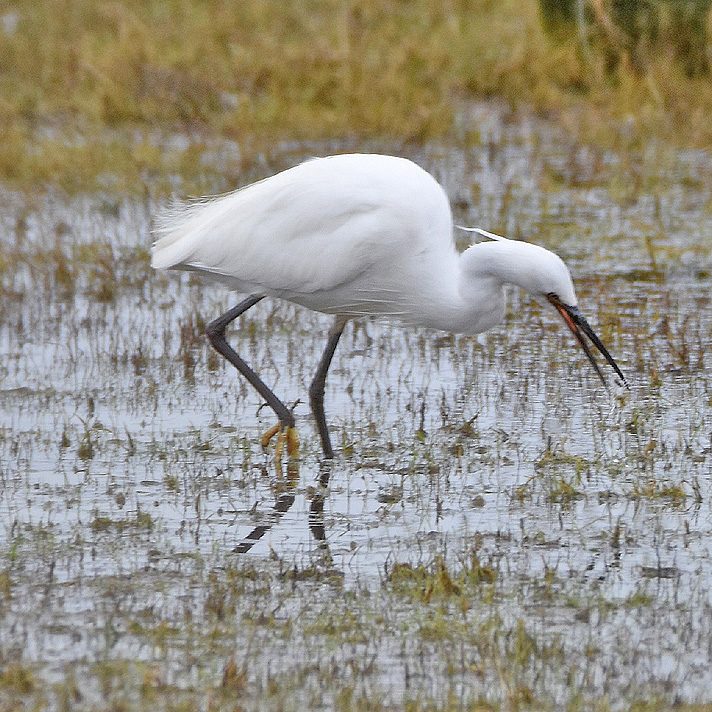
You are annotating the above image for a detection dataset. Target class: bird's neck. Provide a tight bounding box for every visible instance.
[430,240,555,334]
[406,247,506,335]
[436,240,555,335]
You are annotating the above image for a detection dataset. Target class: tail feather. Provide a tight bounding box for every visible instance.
[151,198,219,270]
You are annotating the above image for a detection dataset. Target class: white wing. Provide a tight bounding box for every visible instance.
[151,154,454,297]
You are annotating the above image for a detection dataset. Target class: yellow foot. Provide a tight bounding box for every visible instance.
[286,427,300,456]
[260,424,300,460]
[260,423,281,448]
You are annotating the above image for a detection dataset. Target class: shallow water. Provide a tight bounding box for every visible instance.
[1,104,711,708]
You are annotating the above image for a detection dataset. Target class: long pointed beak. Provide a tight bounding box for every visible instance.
[547,293,628,389]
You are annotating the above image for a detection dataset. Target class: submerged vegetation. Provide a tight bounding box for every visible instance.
[2,0,712,193]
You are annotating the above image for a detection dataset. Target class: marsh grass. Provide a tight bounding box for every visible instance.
[2,0,712,193]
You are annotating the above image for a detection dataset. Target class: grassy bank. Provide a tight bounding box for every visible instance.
[1,0,711,194]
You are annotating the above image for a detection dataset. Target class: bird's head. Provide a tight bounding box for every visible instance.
[460,227,628,389]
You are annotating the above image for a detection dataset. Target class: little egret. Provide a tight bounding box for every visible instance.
[152,153,626,459]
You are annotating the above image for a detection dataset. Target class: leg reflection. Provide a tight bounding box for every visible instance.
[233,460,334,557]
[232,461,299,554]
[307,461,333,552]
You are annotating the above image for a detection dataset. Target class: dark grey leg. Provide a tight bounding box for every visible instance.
[309,317,347,458]
[206,295,295,428]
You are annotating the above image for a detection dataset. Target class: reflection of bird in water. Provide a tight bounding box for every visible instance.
[233,465,333,559]
[153,154,626,459]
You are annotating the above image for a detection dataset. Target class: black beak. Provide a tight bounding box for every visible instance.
[547,293,628,389]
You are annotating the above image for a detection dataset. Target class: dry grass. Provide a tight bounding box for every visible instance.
[1,0,711,194]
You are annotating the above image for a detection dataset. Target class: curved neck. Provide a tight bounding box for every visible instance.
[435,241,537,334]
[403,239,571,336]
[408,245,507,335]
[463,240,532,288]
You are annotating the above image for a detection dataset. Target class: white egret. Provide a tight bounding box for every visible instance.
[152,153,626,459]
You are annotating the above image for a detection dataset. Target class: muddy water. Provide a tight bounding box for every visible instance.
[1,105,711,706]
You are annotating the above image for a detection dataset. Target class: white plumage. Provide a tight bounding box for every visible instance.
[152,153,625,458]
[153,155,457,323]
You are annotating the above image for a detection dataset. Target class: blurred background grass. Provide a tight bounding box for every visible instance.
[1,0,711,194]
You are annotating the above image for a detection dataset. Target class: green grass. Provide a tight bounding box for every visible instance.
[2,0,712,194]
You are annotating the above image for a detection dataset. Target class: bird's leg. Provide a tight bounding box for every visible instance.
[206,295,298,455]
[309,316,347,459]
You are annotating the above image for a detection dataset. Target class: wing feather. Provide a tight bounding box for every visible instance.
[151,154,453,296]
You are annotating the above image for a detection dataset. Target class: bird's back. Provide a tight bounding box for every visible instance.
[151,154,456,313]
